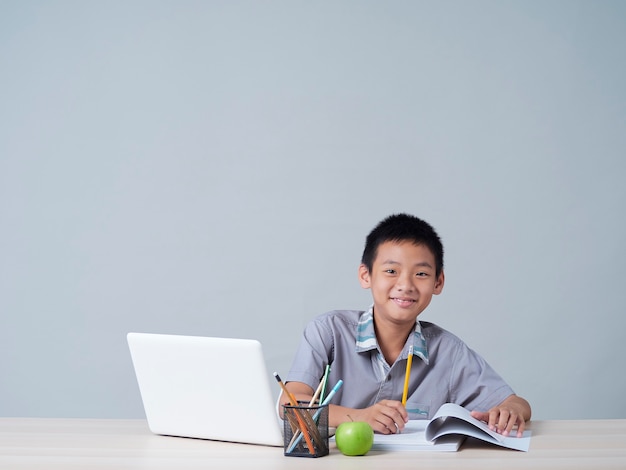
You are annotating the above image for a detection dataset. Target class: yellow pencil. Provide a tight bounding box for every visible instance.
[401,345,413,405]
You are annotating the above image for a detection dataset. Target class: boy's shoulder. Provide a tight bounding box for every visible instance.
[419,320,466,345]
[305,310,364,340]
[309,310,364,333]
[314,309,364,325]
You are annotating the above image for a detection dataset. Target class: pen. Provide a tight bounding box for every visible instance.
[316,379,343,413]
[401,345,413,406]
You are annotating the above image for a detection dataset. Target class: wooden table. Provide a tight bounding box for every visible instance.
[1,418,625,469]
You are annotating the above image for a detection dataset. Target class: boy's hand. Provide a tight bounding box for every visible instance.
[350,400,409,435]
[470,395,531,438]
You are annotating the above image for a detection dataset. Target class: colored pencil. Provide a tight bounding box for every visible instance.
[308,377,325,406]
[318,364,331,404]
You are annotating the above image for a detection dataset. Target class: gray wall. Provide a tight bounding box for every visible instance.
[1,1,624,420]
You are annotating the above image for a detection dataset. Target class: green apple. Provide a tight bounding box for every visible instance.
[335,420,374,456]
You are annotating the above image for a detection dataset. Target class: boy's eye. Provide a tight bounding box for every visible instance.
[416,272,428,277]
[385,269,396,274]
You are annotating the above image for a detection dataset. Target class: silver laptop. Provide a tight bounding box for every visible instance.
[127,332,284,446]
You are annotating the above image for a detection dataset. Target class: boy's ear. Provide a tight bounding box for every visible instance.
[434,270,445,295]
[358,264,371,289]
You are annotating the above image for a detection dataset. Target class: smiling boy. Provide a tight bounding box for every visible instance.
[281,213,531,437]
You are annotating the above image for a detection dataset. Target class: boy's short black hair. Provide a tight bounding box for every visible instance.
[361,213,444,276]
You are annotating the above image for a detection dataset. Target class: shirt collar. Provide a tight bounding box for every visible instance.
[355,305,430,365]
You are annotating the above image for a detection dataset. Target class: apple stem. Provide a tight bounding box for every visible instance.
[347,415,354,422]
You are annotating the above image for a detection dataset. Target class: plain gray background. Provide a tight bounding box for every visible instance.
[1,1,624,420]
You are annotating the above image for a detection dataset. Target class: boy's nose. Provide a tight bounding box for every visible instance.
[396,274,415,292]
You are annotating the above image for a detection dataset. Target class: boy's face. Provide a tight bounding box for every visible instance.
[358,240,444,327]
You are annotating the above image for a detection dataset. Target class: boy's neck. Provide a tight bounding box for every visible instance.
[373,317,415,366]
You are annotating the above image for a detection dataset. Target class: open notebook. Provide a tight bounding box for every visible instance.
[370,403,531,452]
[127,332,284,446]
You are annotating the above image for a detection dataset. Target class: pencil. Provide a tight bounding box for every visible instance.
[273,372,298,405]
[401,345,413,406]
[318,364,331,404]
[308,377,325,406]
[273,372,316,454]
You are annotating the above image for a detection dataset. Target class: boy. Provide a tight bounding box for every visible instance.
[281,213,531,437]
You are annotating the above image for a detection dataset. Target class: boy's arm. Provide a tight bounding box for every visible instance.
[326,400,408,434]
[470,394,532,438]
[280,381,315,406]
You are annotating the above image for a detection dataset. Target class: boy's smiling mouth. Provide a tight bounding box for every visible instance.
[391,297,416,307]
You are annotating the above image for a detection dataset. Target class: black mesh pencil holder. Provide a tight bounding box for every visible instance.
[282,403,329,458]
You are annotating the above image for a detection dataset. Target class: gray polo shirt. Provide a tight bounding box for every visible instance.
[286,308,514,419]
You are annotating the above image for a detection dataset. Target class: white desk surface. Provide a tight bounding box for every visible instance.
[1,418,625,469]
